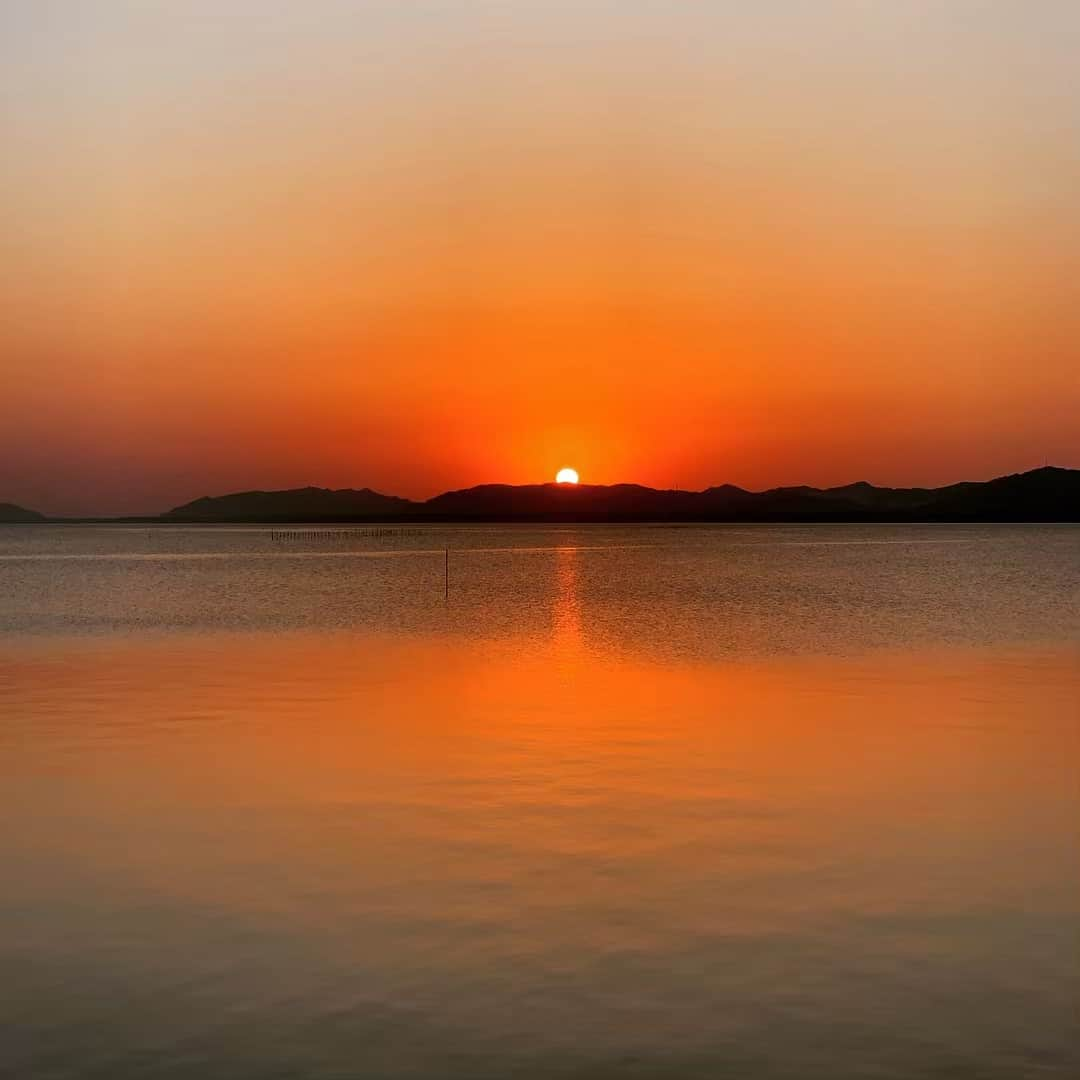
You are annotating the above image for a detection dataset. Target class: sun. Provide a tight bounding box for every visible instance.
[555,467,579,485]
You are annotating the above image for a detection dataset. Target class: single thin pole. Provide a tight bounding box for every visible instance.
[444,547,449,600]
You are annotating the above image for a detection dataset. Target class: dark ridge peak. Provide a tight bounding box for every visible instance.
[1013,465,1070,476]
[425,483,529,501]
[0,502,46,523]
[594,482,676,495]
[828,480,877,492]
[164,486,415,522]
[227,484,387,498]
[991,465,1072,482]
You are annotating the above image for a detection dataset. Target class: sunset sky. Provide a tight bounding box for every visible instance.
[3,2,1078,515]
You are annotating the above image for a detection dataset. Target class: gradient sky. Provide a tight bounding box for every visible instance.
[3,2,1079,514]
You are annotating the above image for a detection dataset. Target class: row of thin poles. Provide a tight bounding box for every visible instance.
[268,528,450,599]
[269,527,421,542]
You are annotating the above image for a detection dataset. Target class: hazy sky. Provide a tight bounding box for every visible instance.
[3,1,1078,514]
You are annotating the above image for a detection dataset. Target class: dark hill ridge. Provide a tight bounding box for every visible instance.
[163,486,412,522]
[0,502,46,523]
[425,482,704,519]
[159,467,1080,522]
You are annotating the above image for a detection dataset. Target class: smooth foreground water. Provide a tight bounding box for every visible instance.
[1,523,1078,1079]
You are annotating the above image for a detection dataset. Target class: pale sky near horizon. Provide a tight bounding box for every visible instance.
[2,2,1078,514]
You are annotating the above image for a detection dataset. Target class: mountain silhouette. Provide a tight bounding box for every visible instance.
[153,467,1079,523]
[0,502,46,523]
[163,486,413,522]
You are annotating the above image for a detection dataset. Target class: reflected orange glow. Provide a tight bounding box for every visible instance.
[552,545,582,654]
[3,629,1077,926]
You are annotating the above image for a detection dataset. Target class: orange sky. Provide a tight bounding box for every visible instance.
[2,3,1078,514]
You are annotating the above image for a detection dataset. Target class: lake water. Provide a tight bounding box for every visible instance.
[2,523,1078,1078]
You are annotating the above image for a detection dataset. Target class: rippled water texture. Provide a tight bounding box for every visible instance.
[2,524,1078,1078]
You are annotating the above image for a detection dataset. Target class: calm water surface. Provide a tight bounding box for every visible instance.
[2,524,1078,1078]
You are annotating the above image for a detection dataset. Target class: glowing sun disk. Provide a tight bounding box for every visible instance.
[556,468,579,484]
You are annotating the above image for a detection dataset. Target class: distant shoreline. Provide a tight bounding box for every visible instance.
[4,466,1078,525]
[10,515,1080,527]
